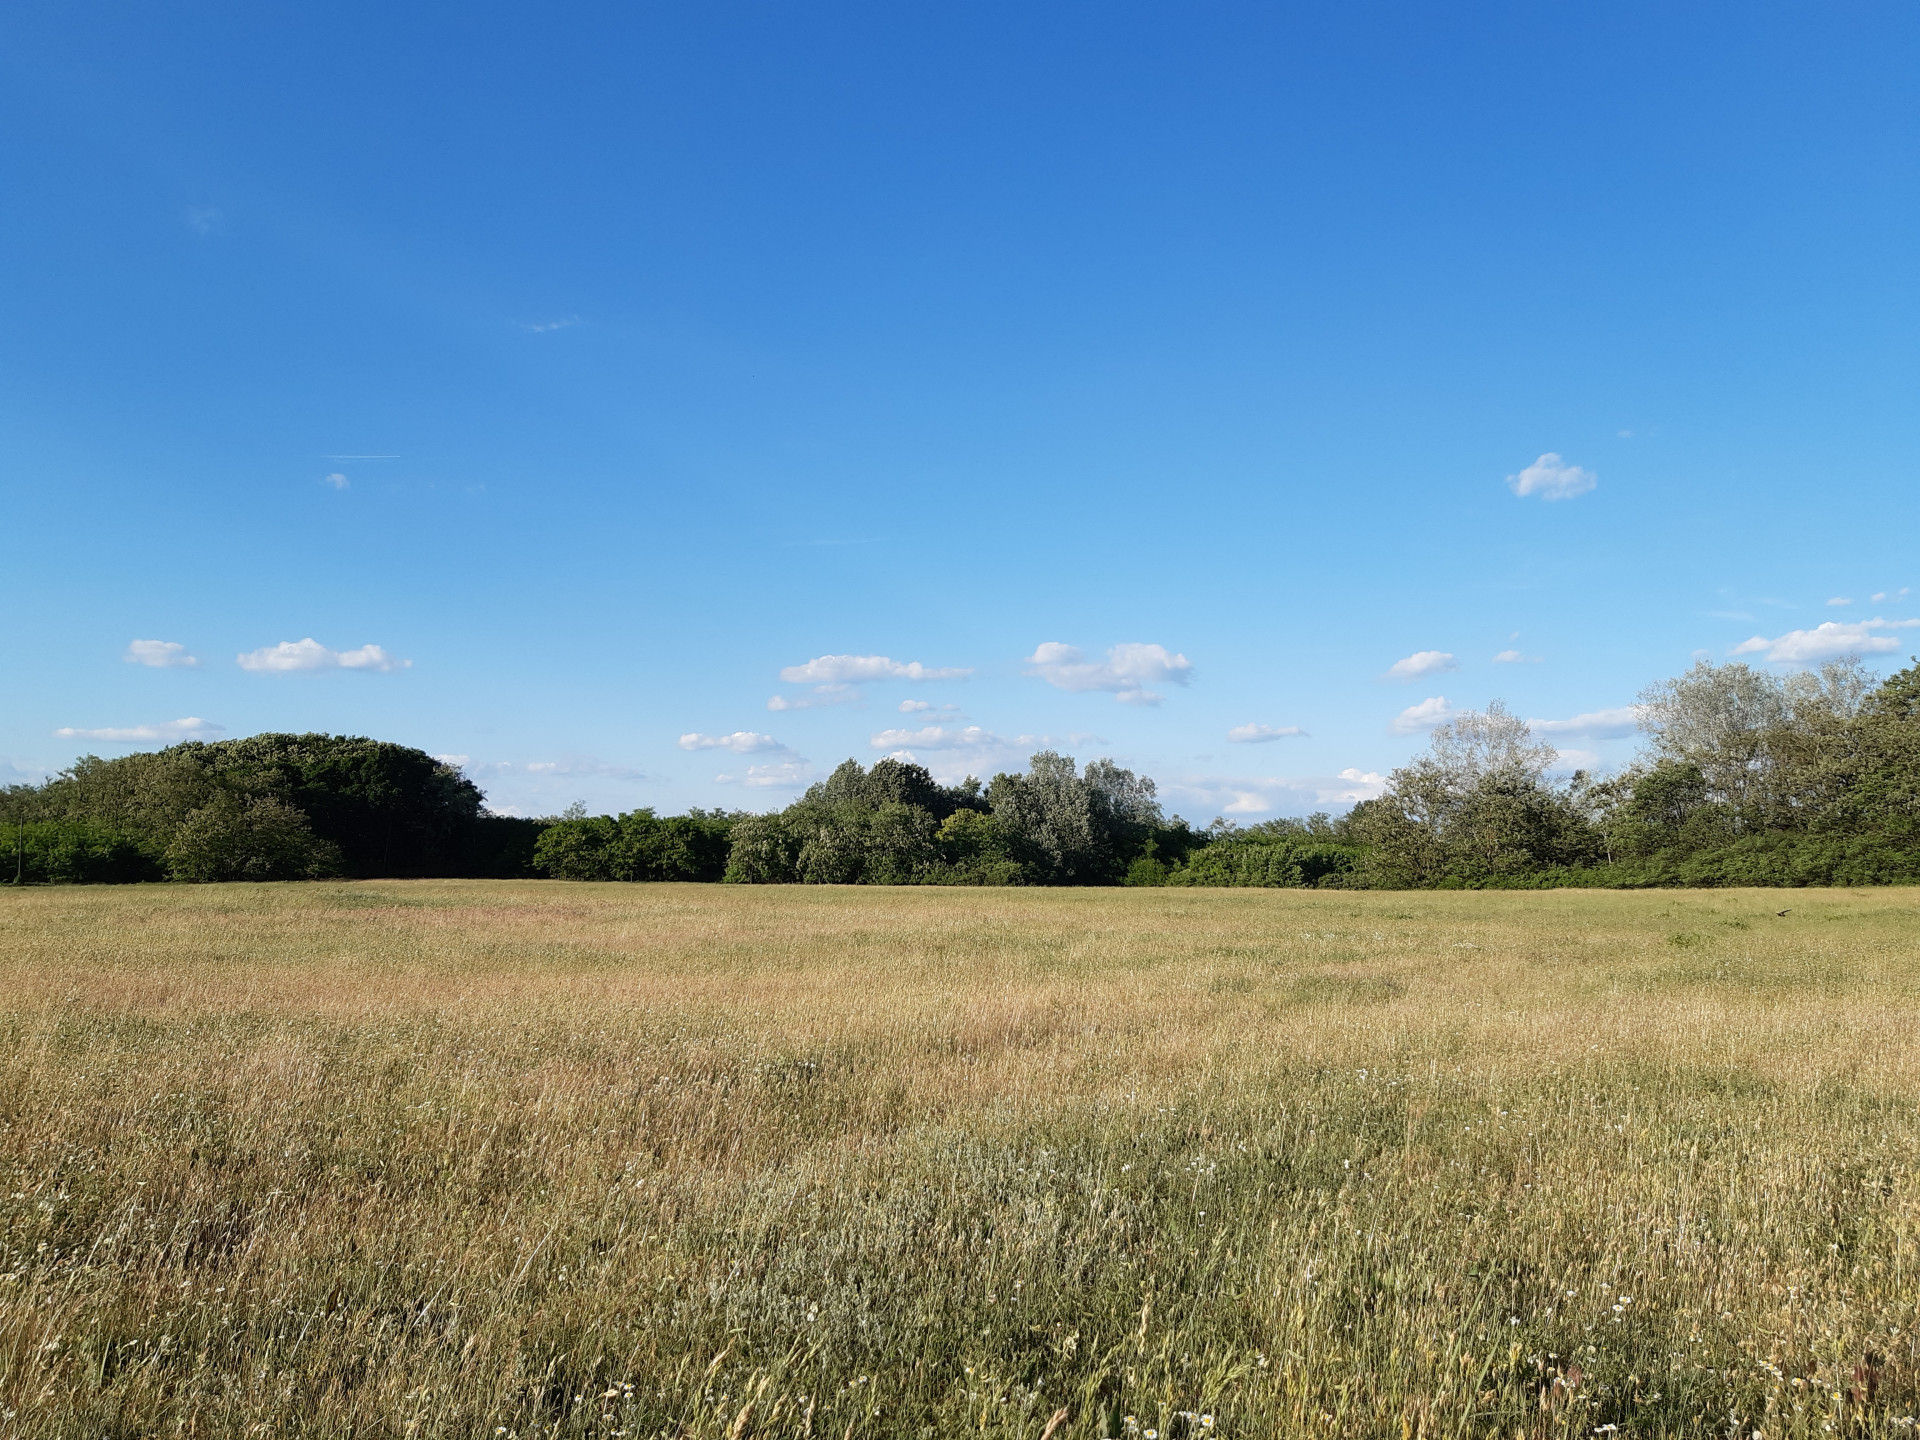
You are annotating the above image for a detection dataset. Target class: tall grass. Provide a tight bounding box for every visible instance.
[2,882,1917,1437]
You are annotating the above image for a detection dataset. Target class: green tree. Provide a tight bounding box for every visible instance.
[164,793,341,882]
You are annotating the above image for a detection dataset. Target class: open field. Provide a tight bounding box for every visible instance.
[2,884,1918,1439]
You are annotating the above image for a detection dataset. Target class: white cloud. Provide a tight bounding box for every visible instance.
[1227,723,1306,743]
[898,699,933,713]
[1872,588,1908,603]
[678,731,788,754]
[125,639,200,669]
[1492,649,1541,664]
[236,638,409,672]
[868,724,1002,752]
[433,754,471,768]
[717,760,813,789]
[1730,618,1919,664]
[778,654,971,685]
[524,316,581,333]
[1527,706,1642,739]
[55,717,224,744]
[1025,641,1193,704]
[1390,696,1457,734]
[1384,650,1458,681]
[766,688,857,712]
[1163,768,1387,819]
[1827,597,1853,607]
[1507,452,1597,501]
[522,757,647,780]
[323,472,350,490]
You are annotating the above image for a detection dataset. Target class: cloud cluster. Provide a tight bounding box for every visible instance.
[868,724,1001,752]
[523,757,646,780]
[1227,723,1306,743]
[125,639,200,669]
[56,717,225,743]
[236,639,409,672]
[1731,618,1919,664]
[678,731,788,754]
[1164,769,1387,819]
[1492,649,1541,664]
[1526,706,1641,739]
[1507,453,1597,501]
[1026,642,1193,704]
[1390,696,1457,734]
[1384,650,1457,681]
[769,653,969,710]
[766,690,854,712]
[717,760,814,789]
[779,654,971,685]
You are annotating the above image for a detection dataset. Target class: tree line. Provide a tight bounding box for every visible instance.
[8,654,1919,888]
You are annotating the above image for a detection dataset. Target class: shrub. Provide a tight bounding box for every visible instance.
[2,820,161,884]
[164,794,342,882]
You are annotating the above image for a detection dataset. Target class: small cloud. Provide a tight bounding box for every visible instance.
[898,699,932,714]
[433,754,471,768]
[868,724,1002,752]
[124,639,200,669]
[717,760,813,789]
[678,731,789,754]
[522,757,646,781]
[1527,706,1641,739]
[1507,452,1597,501]
[323,472,350,490]
[1162,768,1386,819]
[236,638,410,673]
[1385,650,1458,681]
[1390,696,1456,734]
[766,687,858,712]
[1826,597,1853,607]
[1491,649,1541,664]
[56,717,224,744]
[1731,619,1917,664]
[1871,588,1909,603]
[1227,723,1306,743]
[184,206,222,235]
[779,654,971,685]
[523,316,581,333]
[1617,429,1634,439]
[1025,641,1193,704]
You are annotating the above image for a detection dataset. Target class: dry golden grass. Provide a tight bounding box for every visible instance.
[2,881,1918,1439]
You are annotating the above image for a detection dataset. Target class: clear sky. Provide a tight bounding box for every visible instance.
[5,1,1919,819]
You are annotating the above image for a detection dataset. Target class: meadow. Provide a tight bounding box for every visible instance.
[1,883,1916,1439]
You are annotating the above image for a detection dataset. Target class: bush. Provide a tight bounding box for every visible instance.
[164,794,342,882]
[534,810,734,882]
[1168,840,1359,888]
[1,820,161,884]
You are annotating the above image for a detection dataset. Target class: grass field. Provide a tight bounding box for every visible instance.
[2,882,1917,1439]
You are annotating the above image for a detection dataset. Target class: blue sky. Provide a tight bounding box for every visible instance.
[5,0,1919,819]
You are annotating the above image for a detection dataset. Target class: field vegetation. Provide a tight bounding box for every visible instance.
[3,882,1918,1437]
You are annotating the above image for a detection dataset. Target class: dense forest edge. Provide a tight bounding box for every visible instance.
[7,654,1920,889]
